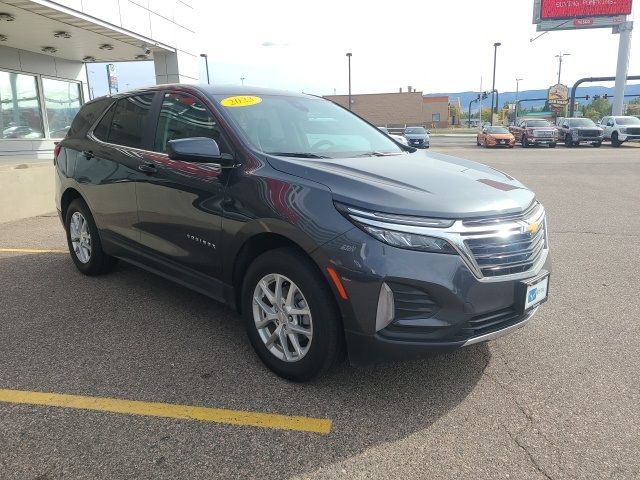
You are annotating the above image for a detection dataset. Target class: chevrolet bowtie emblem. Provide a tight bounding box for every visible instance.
[526,222,541,234]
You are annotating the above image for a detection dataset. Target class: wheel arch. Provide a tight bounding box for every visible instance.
[60,187,84,220]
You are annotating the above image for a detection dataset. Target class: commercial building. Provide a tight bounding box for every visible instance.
[324,90,452,129]
[0,0,198,158]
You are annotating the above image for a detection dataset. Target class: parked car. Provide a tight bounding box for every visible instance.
[476,126,516,148]
[557,117,604,147]
[55,85,550,381]
[600,115,640,147]
[509,119,558,148]
[2,125,42,139]
[403,126,430,148]
[378,127,409,146]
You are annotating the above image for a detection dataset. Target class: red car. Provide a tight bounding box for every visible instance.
[476,126,516,148]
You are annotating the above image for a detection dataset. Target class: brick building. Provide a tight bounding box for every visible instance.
[324,90,451,129]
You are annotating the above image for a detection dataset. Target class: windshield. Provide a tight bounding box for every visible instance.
[568,118,596,127]
[617,117,640,125]
[486,127,509,134]
[215,94,404,158]
[526,120,550,127]
[404,127,427,134]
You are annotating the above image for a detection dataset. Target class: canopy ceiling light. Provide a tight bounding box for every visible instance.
[0,34,7,42]
[54,31,72,39]
[99,44,114,50]
[41,46,57,54]
[82,55,95,62]
[0,13,15,22]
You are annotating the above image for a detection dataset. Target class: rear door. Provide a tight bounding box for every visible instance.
[135,90,233,281]
[73,93,157,248]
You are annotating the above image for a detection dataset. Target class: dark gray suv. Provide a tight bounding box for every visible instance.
[55,85,551,381]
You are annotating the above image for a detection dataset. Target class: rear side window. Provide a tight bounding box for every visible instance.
[68,98,112,138]
[154,92,229,153]
[92,103,115,141]
[105,94,155,148]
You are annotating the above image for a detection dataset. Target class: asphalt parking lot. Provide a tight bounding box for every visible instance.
[1,140,639,479]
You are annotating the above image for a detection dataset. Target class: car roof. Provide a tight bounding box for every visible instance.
[101,84,315,101]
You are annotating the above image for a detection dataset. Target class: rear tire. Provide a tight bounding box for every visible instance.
[64,198,117,275]
[521,136,528,148]
[242,248,342,381]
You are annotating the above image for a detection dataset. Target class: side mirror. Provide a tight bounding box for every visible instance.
[167,137,234,165]
[562,124,569,129]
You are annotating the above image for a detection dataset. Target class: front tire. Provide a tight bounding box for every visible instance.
[549,143,557,148]
[521,135,528,148]
[65,198,117,275]
[611,133,622,147]
[242,248,342,381]
[592,141,602,148]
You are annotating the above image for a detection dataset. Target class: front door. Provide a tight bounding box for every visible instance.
[135,91,232,281]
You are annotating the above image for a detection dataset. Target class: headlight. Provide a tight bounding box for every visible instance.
[620,127,627,133]
[359,224,456,253]
[335,203,457,254]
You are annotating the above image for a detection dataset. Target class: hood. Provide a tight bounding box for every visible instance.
[404,133,429,140]
[487,133,514,139]
[266,150,535,219]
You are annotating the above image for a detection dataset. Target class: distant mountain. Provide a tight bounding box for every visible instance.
[431,83,640,113]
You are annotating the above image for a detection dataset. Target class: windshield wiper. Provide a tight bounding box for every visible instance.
[267,152,332,159]
[352,151,404,157]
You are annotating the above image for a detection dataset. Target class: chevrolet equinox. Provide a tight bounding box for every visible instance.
[55,85,551,381]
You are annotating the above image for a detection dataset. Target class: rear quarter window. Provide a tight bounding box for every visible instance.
[67,98,113,138]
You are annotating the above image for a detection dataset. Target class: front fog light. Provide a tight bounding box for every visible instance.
[376,282,395,331]
[360,224,455,253]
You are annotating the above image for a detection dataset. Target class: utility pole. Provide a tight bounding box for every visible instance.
[515,78,523,125]
[613,22,633,116]
[478,76,483,126]
[555,52,570,85]
[200,53,210,84]
[491,42,501,126]
[346,52,352,110]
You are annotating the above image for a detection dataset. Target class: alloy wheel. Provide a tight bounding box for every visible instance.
[252,273,313,362]
[69,211,92,263]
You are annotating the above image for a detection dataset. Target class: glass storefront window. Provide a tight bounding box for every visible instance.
[0,71,44,139]
[42,78,81,138]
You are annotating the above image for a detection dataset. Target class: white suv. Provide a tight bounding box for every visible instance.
[600,116,640,147]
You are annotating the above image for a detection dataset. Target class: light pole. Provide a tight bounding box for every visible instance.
[240,77,245,86]
[200,53,210,84]
[555,52,570,85]
[515,78,523,125]
[491,42,501,125]
[346,52,352,111]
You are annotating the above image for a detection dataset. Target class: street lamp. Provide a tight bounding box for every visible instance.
[346,52,352,111]
[515,78,523,125]
[491,42,501,125]
[555,52,570,85]
[240,77,245,86]
[200,53,210,84]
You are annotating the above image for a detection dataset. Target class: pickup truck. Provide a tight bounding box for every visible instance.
[509,119,558,148]
[600,116,640,147]
[557,117,603,147]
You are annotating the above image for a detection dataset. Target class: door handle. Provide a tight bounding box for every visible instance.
[138,162,157,174]
[81,150,94,159]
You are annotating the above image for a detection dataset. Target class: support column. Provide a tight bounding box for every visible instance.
[153,51,199,85]
[613,21,633,116]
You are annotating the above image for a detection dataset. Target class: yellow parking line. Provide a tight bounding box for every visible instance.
[0,388,332,434]
[0,248,66,254]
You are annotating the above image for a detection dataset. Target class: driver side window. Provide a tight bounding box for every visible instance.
[153,92,230,154]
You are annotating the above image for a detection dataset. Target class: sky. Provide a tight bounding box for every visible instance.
[89,0,639,98]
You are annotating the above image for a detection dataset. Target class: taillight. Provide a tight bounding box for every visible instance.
[54,142,61,160]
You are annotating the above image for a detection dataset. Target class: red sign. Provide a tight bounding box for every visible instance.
[541,0,633,19]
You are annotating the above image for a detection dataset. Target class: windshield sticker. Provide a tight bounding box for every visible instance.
[220,96,262,107]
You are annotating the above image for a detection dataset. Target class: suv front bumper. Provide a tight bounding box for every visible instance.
[317,228,551,366]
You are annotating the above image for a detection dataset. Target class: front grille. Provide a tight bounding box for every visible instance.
[626,127,640,135]
[388,282,438,320]
[581,129,601,138]
[534,130,553,137]
[461,204,547,278]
